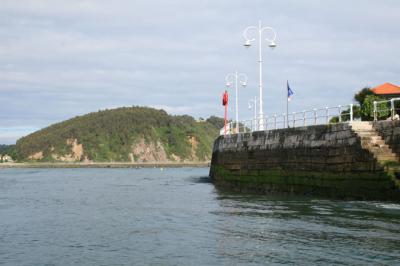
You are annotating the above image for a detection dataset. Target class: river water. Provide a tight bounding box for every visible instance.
[0,168,399,265]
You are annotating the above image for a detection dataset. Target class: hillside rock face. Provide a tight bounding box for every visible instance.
[129,138,168,162]
[16,106,222,162]
[50,139,86,162]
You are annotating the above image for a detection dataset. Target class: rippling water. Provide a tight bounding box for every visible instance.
[0,168,400,265]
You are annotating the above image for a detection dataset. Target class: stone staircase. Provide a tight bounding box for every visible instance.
[350,121,399,164]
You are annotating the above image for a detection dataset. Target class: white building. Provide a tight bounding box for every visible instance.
[1,155,14,163]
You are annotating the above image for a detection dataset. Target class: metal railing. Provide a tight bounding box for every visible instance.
[220,103,355,135]
[373,98,400,121]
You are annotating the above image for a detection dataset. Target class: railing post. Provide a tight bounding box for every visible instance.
[265,117,268,131]
[251,102,362,129]
[391,98,395,120]
[325,107,329,124]
[292,112,295,127]
[350,103,353,122]
[373,101,377,121]
[313,109,317,125]
[283,113,286,128]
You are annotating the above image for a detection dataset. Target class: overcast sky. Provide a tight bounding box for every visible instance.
[0,0,399,144]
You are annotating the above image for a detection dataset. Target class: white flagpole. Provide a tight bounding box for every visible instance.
[286,81,289,128]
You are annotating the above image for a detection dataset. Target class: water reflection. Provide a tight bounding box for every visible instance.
[213,191,400,264]
[0,168,399,265]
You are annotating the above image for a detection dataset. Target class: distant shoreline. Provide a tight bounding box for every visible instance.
[0,161,210,169]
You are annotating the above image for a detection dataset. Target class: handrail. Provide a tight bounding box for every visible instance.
[221,103,355,135]
[221,96,400,135]
[373,97,400,121]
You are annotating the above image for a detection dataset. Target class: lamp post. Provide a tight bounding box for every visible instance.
[248,96,257,131]
[243,20,277,130]
[225,70,247,133]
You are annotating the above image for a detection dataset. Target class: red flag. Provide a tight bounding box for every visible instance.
[222,91,228,106]
[222,90,228,136]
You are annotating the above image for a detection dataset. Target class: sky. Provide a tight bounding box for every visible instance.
[0,0,399,144]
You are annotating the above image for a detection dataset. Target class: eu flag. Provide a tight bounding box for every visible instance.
[287,81,294,101]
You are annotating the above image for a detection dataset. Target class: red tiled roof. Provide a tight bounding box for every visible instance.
[371,82,400,95]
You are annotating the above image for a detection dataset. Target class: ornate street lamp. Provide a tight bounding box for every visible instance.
[225,70,247,133]
[243,20,277,130]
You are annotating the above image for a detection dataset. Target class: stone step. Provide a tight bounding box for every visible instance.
[375,156,398,162]
[351,121,399,164]
[358,131,380,135]
[350,122,374,131]
[369,145,394,152]
[352,126,374,130]
[361,142,388,149]
[374,152,398,158]
[369,147,393,153]
[368,143,391,149]
[372,151,397,158]
[359,133,380,138]
[369,142,390,147]
[360,138,384,143]
[357,130,379,134]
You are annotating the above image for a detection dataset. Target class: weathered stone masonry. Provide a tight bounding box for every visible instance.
[210,122,400,201]
[373,120,400,156]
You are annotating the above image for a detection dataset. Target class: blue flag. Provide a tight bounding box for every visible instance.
[287,81,294,101]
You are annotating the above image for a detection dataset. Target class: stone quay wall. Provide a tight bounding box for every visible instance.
[373,120,400,157]
[210,122,400,201]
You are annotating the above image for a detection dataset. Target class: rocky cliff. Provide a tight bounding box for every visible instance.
[16,106,223,162]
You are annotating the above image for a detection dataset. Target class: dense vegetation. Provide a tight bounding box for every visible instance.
[0,144,16,161]
[15,107,223,162]
[330,87,392,123]
[0,144,14,154]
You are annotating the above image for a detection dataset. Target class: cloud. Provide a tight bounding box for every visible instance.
[0,0,399,143]
[0,127,39,144]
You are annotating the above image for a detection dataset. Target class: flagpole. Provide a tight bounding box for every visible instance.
[286,80,289,128]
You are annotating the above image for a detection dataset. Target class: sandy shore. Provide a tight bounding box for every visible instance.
[0,161,210,169]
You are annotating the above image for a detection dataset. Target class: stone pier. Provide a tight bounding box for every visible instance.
[210,121,400,201]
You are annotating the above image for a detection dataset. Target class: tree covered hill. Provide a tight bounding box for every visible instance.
[0,144,15,154]
[15,106,223,162]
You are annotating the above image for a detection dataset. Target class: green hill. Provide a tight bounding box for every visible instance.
[0,144,15,155]
[0,144,16,162]
[15,106,223,162]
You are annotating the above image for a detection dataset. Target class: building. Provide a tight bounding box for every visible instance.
[1,154,14,163]
[371,82,400,98]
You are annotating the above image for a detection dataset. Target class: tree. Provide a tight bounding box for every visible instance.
[15,107,222,162]
[206,116,224,129]
[330,86,393,123]
[353,86,394,120]
[362,95,389,121]
[354,87,373,105]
